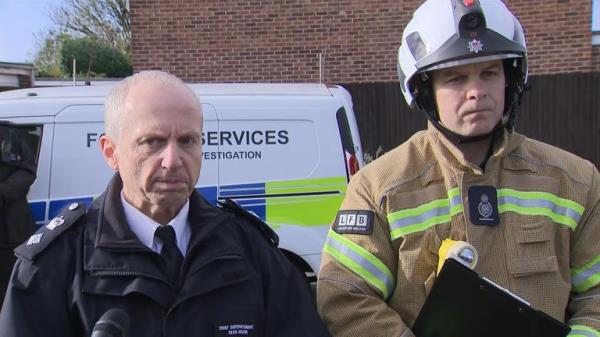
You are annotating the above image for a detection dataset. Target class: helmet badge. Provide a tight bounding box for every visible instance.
[468,38,484,53]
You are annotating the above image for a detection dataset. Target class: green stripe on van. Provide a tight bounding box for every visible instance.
[265,177,347,227]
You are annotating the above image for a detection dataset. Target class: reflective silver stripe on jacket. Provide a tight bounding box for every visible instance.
[388,188,462,239]
[323,230,394,299]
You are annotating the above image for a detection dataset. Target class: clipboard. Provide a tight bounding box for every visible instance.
[412,258,570,337]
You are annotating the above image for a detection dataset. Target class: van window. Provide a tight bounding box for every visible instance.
[0,122,42,172]
[336,107,359,180]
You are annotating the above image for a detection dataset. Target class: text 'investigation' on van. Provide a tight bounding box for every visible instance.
[0,83,364,281]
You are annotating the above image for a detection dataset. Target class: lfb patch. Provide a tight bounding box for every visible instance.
[333,210,374,235]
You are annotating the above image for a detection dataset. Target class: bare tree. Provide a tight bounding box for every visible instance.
[33,29,69,78]
[50,0,130,54]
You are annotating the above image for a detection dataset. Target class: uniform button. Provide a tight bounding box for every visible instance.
[68,203,79,211]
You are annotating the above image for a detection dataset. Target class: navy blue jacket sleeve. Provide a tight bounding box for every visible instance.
[237,219,330,337]
[0,240,78,336]
[263,247,330,336]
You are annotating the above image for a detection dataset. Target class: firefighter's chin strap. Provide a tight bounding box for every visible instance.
[429,115,501,169]
[428,116,504,144]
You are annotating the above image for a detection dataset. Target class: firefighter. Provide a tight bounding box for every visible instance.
[317,1,600,336]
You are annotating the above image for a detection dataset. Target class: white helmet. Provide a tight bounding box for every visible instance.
[398,0,528,140]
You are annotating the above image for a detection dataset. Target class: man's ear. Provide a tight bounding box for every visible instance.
[99,134,119,171]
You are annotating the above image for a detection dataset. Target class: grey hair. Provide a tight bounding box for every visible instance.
[104,70,200,140]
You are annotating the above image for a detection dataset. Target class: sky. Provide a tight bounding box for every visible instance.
[594,0,600,32]
[0,0,62,63]
[0,0,599,64]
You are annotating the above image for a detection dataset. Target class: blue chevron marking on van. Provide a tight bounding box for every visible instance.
[219,182,265,197]
[197,186,218,206]
[29,201,47,225]
[221,182,265,190]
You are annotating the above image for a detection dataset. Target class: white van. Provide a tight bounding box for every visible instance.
[0,83,363,281]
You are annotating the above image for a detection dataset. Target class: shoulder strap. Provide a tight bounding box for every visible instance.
[218,198,279,247]
[15,202,86,261]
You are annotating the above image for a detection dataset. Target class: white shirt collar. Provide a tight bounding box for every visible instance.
[120,190,190,256]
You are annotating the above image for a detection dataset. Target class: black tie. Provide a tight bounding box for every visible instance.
[154,225,184,288]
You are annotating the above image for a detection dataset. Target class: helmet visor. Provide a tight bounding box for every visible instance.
[415,30,526,73]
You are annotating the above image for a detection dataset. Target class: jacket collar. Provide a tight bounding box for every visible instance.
[83,174,249,304]
[87,173,245,272]
[426,122,525,174]
[92,173,232,253]
[93,174,148,251]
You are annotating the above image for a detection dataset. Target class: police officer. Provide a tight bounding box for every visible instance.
[0,71,330,337]
[317,1,600,336]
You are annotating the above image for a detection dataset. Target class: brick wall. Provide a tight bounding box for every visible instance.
[130,0,595,83]
[505,0,592,74]
[593,45,600,72]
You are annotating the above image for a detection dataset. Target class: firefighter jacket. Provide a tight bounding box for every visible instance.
[0,174,330,337]
[317,124,600,337]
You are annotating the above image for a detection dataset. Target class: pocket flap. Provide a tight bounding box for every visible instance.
[508,256,558,277]
[515,221,553,243]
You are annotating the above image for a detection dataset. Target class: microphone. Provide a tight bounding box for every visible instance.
[91,308,130,337]
[437,239,478,275]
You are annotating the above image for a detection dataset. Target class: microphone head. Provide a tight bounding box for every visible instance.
[91,308,130,337]
[437,239,479,275]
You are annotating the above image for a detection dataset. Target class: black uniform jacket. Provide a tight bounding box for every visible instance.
[0,175,329,337]
[0,164,36,247]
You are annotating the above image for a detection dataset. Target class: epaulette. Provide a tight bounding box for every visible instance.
[218,198,279,247]
[15,202,86,261]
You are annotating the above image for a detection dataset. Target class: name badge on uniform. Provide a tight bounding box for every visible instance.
[333,210,374,235]
[468,185,499,226]
[215,322,257,336]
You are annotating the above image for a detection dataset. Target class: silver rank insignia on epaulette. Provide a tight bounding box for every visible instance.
[16,202,85,260]
[46,215,65,231]
[26,233,43,246]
